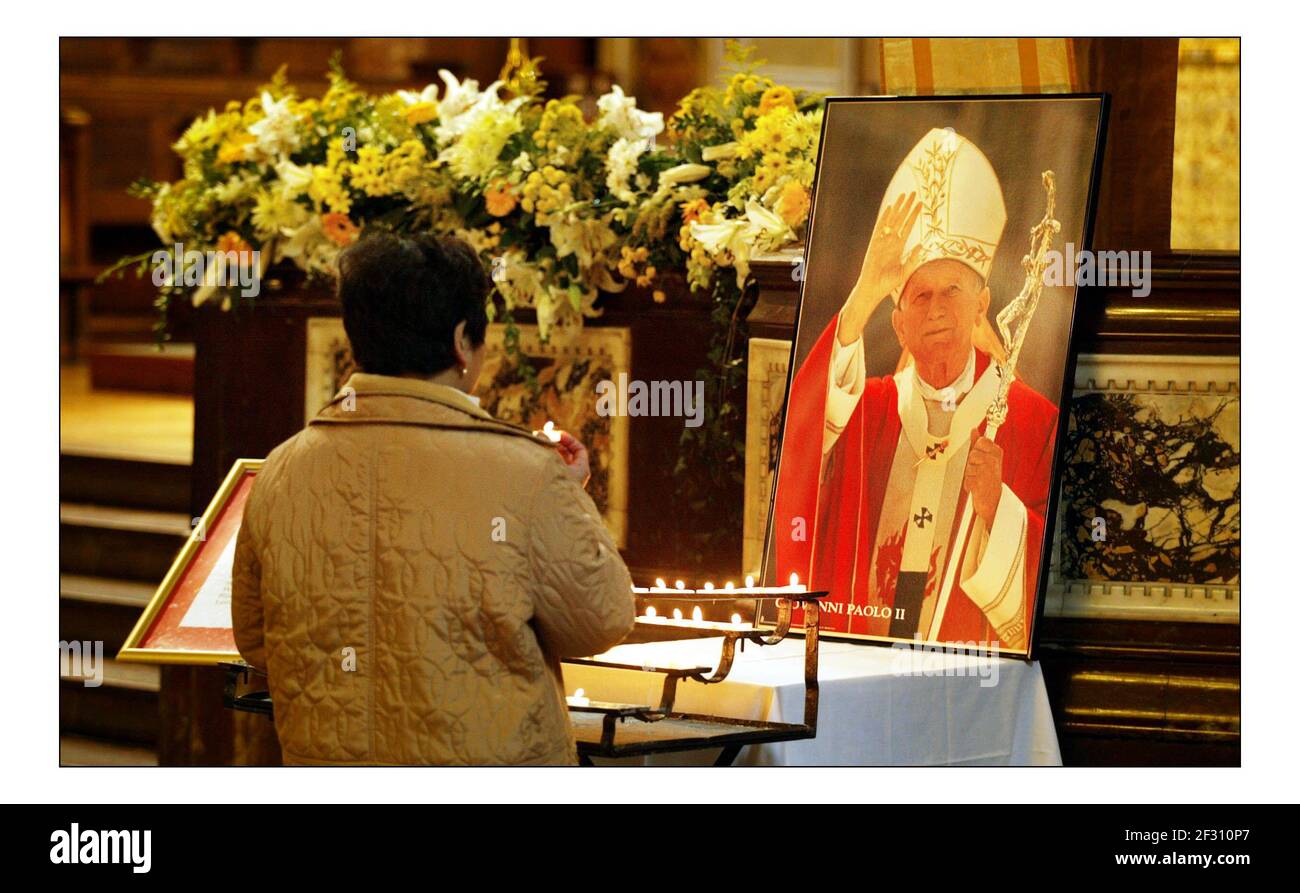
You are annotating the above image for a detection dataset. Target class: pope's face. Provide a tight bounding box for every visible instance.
[892,258,989,376]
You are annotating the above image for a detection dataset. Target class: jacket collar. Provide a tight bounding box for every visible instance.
[309,372,552,446]
[340,372,494,420]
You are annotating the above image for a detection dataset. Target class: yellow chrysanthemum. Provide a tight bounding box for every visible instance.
[759,86,796,115]
[304,138,354,214]
[440,110,521,182]
[174,109,242,155]
[350,140,430,198]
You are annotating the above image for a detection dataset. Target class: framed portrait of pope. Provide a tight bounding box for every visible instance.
[765,95,1108,658]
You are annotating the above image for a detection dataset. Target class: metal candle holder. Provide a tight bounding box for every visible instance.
[563,588,826,766]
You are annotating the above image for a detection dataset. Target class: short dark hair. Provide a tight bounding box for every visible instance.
[337,232,490,376]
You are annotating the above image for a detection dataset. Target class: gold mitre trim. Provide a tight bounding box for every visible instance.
[884,127,1008,302]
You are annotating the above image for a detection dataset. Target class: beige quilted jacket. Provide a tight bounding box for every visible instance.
[231,373,636,765]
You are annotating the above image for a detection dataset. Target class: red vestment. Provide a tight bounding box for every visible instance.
[774,315,1059,642]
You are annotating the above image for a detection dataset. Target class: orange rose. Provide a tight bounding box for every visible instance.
[484,180,518,217]
[321,212,361,247]
[215,231,253,256]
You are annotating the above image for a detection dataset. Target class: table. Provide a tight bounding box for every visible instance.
[561,637,1061,766]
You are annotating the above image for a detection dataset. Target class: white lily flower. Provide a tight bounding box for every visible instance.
[397,83,440,106]
[743,199,792,242]
[689,200,794,289]
[495,251,543,311]
[432,69,527,145]
[658,163,711,188]
[277,217,339,277]
[248,91,301,159]
[605,137,646,203]
[433,73,527,152]
[549,212,618,270]
[435,70,483,120]
[689,218,745,257]
[701,142,740,162]
[192,244,271,308]
[211,172,258,204]
[596,85,664,142]
[274,159,313,199]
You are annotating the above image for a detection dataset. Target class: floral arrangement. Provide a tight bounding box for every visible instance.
[121,47,821,342]
[628,54,822,295]
[130,58,655,340]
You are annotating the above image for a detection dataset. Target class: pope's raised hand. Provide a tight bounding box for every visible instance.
[837,191,924,346]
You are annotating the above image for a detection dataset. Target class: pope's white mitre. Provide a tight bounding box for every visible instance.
[881,127,1007,302]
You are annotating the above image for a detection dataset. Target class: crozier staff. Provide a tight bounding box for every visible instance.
[232,232,635,765]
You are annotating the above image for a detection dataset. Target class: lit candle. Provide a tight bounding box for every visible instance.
[692,605,703,623]
[540,421,562,443]
[647,577,685,594]
[730,612,743,626]
[672,607,683,621]
[566,688,590,707]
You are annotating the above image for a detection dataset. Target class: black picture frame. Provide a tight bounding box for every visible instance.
[759,93,1111,660]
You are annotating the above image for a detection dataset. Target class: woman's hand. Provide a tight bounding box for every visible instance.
[837,191,924,346]
[553,431,591,489]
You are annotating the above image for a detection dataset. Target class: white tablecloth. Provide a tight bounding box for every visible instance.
[561,637,1061,766]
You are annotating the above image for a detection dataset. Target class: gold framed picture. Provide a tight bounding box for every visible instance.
[476,323,632,547]
[743,337,793,579]
[304,316,632,546]
[117,459,262,665]
[1045,353,1240,623]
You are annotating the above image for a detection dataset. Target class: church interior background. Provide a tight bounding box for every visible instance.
[58,37,1239,767]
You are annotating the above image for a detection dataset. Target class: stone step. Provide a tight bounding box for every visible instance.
[59,502,190,581]
[59,657,159,745]
[61,450,191,512]
[60,734,158,767]
[60,574,155,653]
[87,342,194,394]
